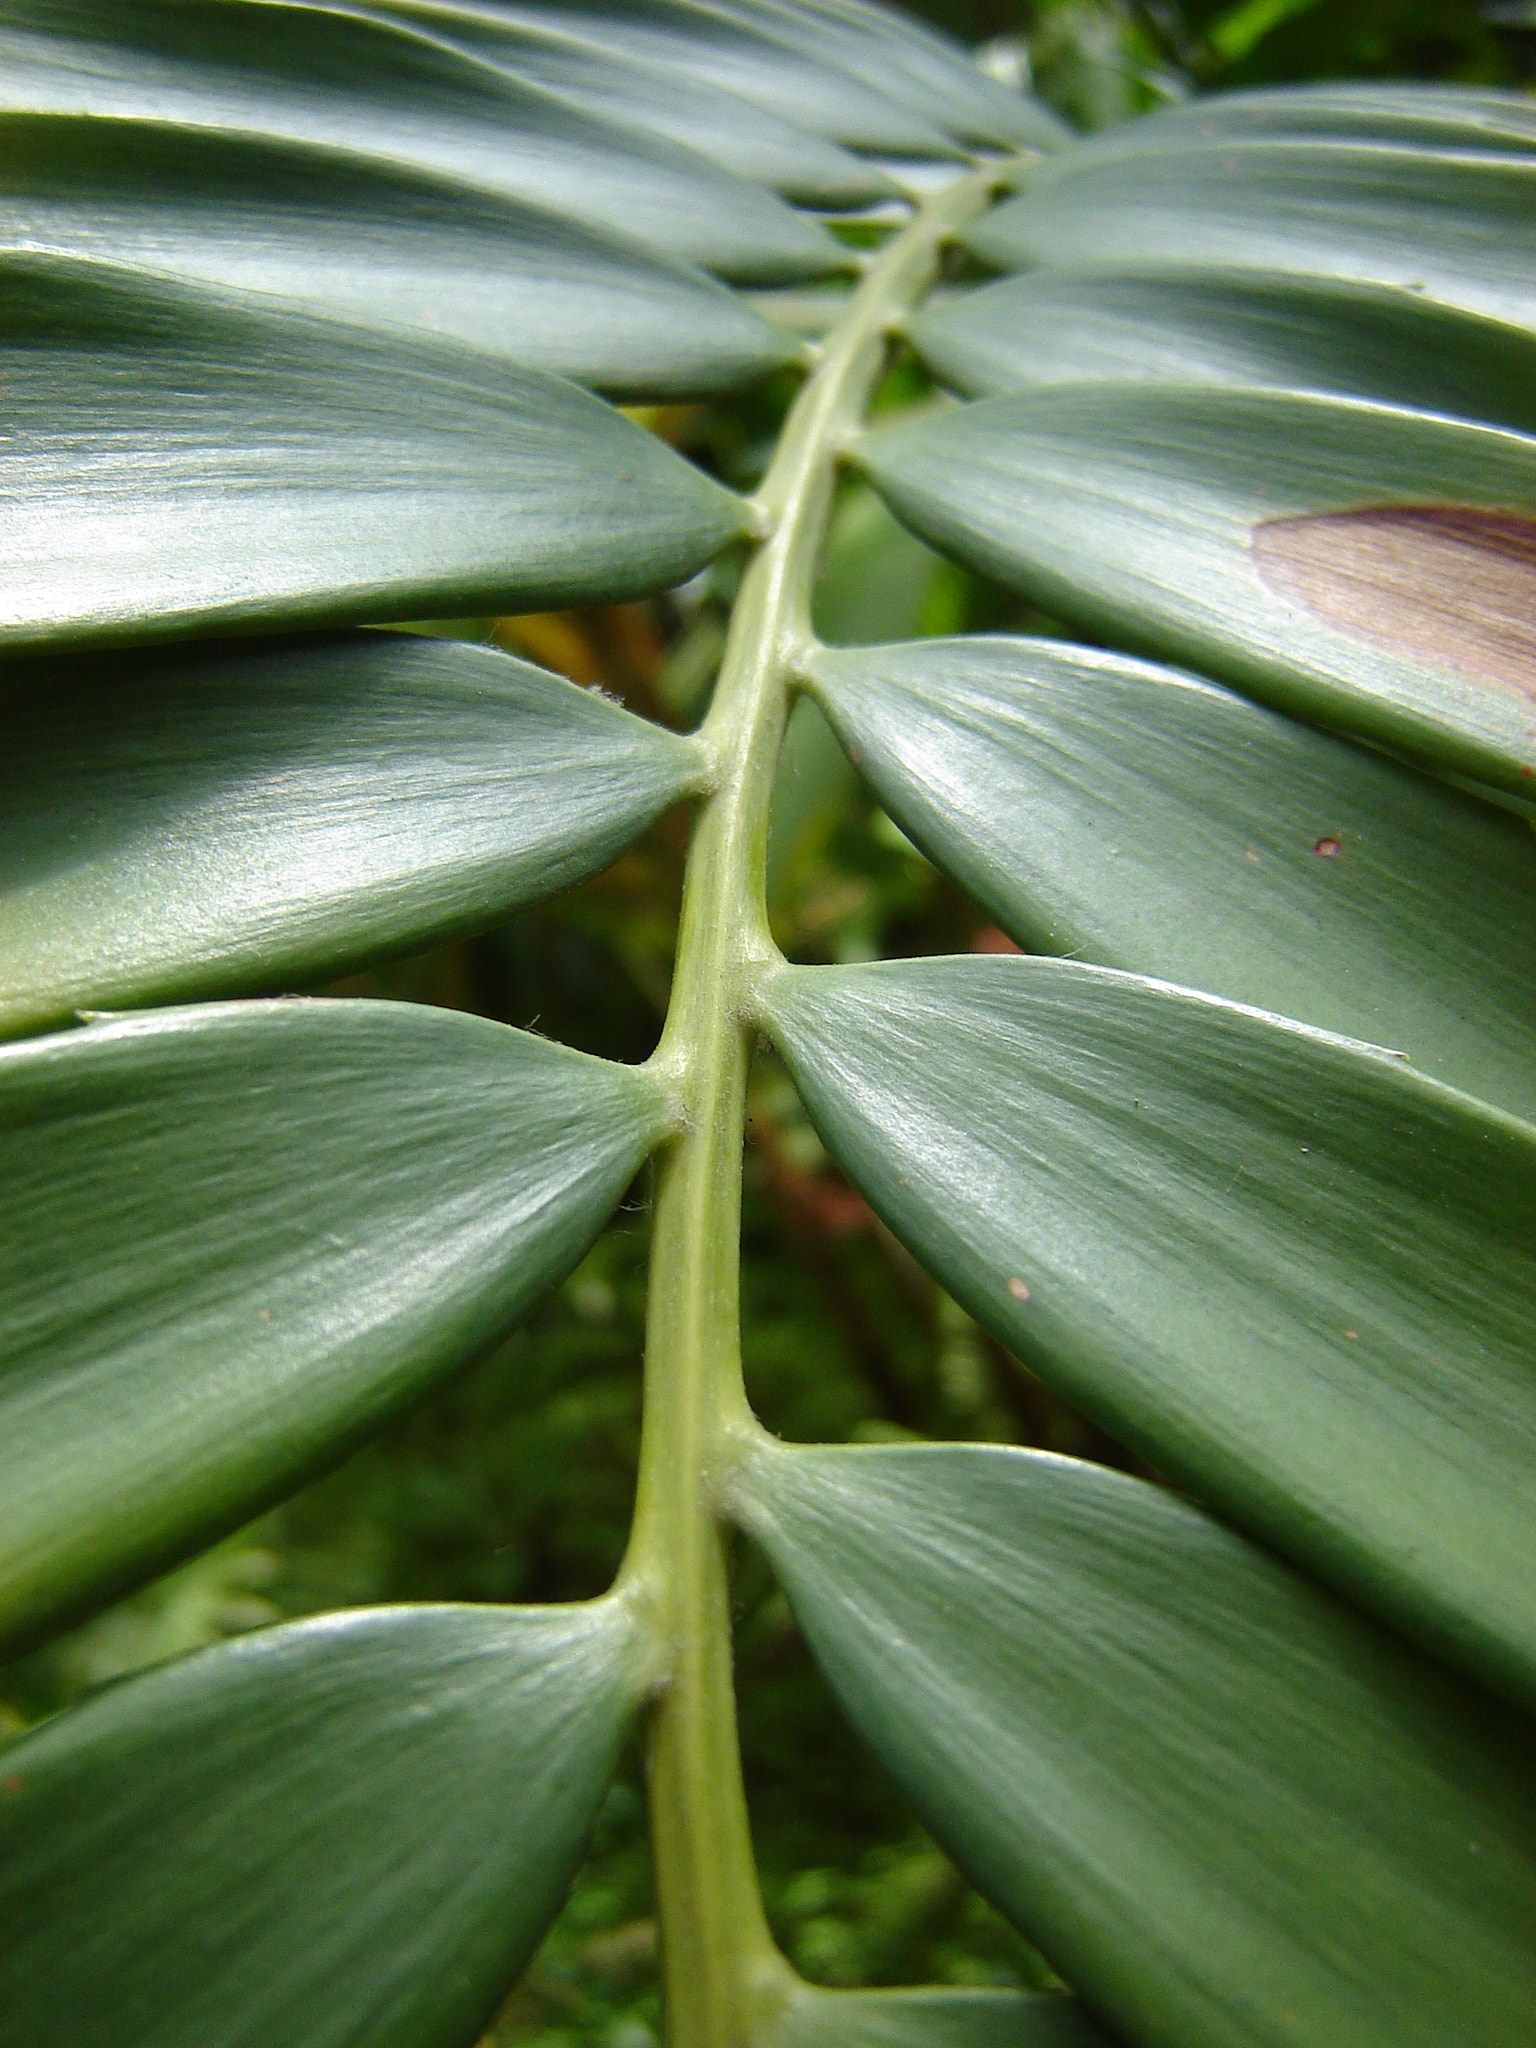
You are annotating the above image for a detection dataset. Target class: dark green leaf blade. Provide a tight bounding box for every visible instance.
[0,0,846,283]
[910,270,1536,432]
[758,955,1536,1708]
[701,0,1067,152]
[805,636,1536,1119]
[364,0,895,206]
[0,1001,671,1651]
[0,632,707,1034]
[773,1985,1113,2047]
[857,385,1536,793]
[967,138,1536,327]
[1091,82,1536,157]
[0,112,800,397]
[0,1597,645,2048]
[0,254,751,651]
[461,0,967,155]
[733,1439,1536,2048]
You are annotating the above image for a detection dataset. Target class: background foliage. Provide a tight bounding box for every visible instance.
[3,3,1530,2039]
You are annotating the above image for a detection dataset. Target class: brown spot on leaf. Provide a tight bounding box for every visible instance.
[1313,836,1342,858]
[1251,506,1536,702]
[1007,1277,1031,1302]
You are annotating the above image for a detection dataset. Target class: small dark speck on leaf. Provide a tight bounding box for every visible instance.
[1345,1329,1360,1341]
[1007,1277,1031,1302]
[1313,836,1341,858]
[2,1776,20,1795]
[258,1307,272,1323]
[1245,846,1261,863]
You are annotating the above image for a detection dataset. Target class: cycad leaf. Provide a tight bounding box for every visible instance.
[0,254,750,652]
[470,0,965,155]
[700,0,1066,152]
[805,636,1536,1118]
[0,1598,644,2048]
[773,1986,1112,2047]
[0,0,845,283]
[758,955,1536,1708]
[365,0,894,206]
[732,1439,1536,2048]
[910,270,1536,432]
[858,386,1536,794]
[0,632,705,1034]
[1096,82,1536,155]
[0,112,799,396]
[0,1000,670,1651]
[968,136,1536,327]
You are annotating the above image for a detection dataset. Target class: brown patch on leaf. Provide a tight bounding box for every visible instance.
[1313,836,1341,859]
[1251,506,1536,702]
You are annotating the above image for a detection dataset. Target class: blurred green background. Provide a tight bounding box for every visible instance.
[3,3,1528,2038]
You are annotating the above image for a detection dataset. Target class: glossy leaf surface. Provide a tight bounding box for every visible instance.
[0,632,706,1034]
[775,1986,1112,2048]
[0,112,799,396]
[366,0,893,205]
[734,1439,1536,2048]
[0,1598,643,2048]
[760,955,1536,1706]
[911,269,1536,432]
[468,0,967,154]
[698,0,1065,151]
[1096,82,1536,155]
[859,385,1536,793]
[0,255,750,651]
[0,1001,670,1649]
[0,0,844,282]
[968,137,1536,328]
[806,636,1536,1118]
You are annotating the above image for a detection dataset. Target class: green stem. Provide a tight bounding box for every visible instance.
[624,163,1004,2048]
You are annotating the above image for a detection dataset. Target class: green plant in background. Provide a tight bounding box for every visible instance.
[1,1,1535,2044]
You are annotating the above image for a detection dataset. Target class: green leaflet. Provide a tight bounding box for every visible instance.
[0,254,750,651]
[857,385,1536,794]
[757,955,1536,1708]
[695,0,1066,152]
[1084,81,1536,155]
[910,269,1536,432]
[0,1000,671,1651]
[364,0,894,206]
[773,1986,1111,2048]
[0,632,707,1034]
[968,137,1536,328]
[0,112,799,397]
[804,636,1536,1119]
[732,1440,1536,2048]
[467,0,966,156]
[0,1598,644,2048]
[0,0,844,284]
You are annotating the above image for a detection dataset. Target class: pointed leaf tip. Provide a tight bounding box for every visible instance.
[735,1438,1536,2048]
[758,954,1536,1708]
[0,632,706,1033]
[0,1001,670,1650]
[0,254,752,652]
[805,634,1536,1118]
[0,1598,645,2048]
